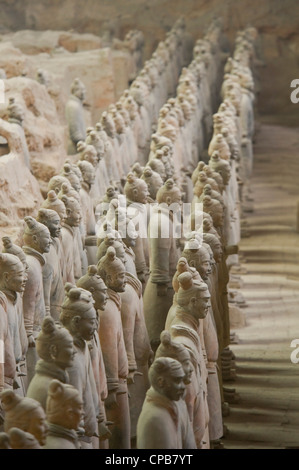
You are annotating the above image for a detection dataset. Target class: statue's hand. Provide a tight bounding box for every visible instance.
[28,335,36,348]
[127,370,143,385]
[105,392,118,409]
[157,283,168,297]
[98,421,112,441]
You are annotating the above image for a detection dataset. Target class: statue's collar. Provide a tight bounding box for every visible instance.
[22,246,45,266]
[1,289,18,305]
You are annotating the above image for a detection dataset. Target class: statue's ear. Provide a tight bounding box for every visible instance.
[157,376,164,388]
[49,343,58,359]
[190,296,197,307]
[133,188,138,198]
[71,315,81,329]
[66,208,71,217]
[189,260,195,268]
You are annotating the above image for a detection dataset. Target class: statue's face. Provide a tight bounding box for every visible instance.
[35,230,51,254]
[47,216,61,238]
[76,307,98,341]
[159,366,186,401]
[66,205,82,227]
[199,251,212,280]
[82,167,95,186]
[54,335,76,369]
[107,270,126,293]
[92,281,108,311]
[135,181,149,204]
[212,208,224,228]
[65,397,84,430]
[179,353,193,385]
[220,167,231,186]
[27,406,48,446]
[3,263,27,294]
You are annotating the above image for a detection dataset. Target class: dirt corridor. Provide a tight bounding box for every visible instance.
[223,121,299,449]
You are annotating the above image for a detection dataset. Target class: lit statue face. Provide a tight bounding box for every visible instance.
[189,289,211,320]
[91,278,108,311]
[65,204,82,227]
[157,365,186,401]
[51,334,76,369]
[75,307,98,342]
[82,167,95,186]
[1,261,27,294]
[133,181,149,204]
[34,230,51,254]
[106,270,126,293]
[26,406,48,446]
[47,215,61,239]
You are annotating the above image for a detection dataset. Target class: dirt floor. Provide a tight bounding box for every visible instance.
[223,119,299,449]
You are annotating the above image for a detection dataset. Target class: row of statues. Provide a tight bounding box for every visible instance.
[0,17,258,449]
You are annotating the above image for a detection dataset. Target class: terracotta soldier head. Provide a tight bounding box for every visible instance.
[141,167,163,200]
[80,143,98,167]
[41,191,67,222]
[209,151,231,186]
[0,390,48,445]
[97,246,126,293]
[177,272,210,320]
[202,233,223,263]
[76,265,108,312]
[70,78,86,102]
[23,216,51,255]
[36,208,61,239]
[148,357,186,401]
[156,331,193,385]
[7,97,25,126]
[46,379,83,431]
[47,175,69,195]
[202,195,224,229]
[78,160,96,189]
[0,253,27,295]
[156,179,182,206]
[60,196,82,228]
[124,172,149,204]
[36,316,75,370]
[6,427,41,449]
[172,256,202,292]
[2,237,28,270]
[60,284,97,342]
[58,181,80,202]
[182,238,212,281]
[61,163,81,192]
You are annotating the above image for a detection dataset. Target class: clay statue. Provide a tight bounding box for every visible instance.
[44,379,83,449]
[0,254,26,393]
[136,357,196,449]
[7,97,31,170]
[65,78,87,154]
[123,172,150,288]
[60,195,83,284]
[76,266,112,448]
[36,208,65,321]
[143,178,182,352]
[0,389,48,446]
[2,427,41,449]
[97,247,131,449]
[168,271,211,448]
[59,284,100,447]
[41,190,67,222]
[22,216,51,385]
[26,316,75,411]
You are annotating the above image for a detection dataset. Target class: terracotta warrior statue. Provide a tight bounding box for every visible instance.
[60,195,83,284]
[7,97,31,170]
[168,271,211,448]
[65,78,87,154]
[76,266,112,449]
[41,190,67,222]
[44,379,83,449]
[0,390,48,446]
[97,246,131,449]
[123,172,150,289]
[22,216,51,386]
[0,254,27,394]
[36,208,65,321]
[60,284,108,448]
[136,357,196,449]
[26,316,75,411]
[143,178,182,352]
